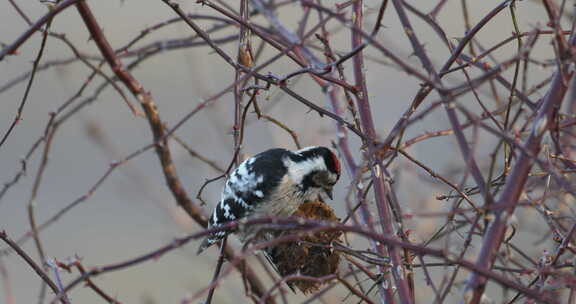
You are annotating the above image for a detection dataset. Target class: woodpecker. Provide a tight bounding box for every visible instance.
[197,146,341,254]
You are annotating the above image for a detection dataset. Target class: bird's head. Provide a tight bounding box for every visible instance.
[290,146,341,200]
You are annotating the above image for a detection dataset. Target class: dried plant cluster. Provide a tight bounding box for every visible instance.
[265,200,342,294]
[1,0,576,304]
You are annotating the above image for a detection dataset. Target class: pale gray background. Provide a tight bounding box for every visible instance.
[0,0,560,303]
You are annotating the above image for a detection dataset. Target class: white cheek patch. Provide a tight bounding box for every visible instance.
[283,156,327,184]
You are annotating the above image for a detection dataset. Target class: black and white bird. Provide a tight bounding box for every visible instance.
[197,146,341,254]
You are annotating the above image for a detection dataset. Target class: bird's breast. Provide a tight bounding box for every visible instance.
[252,175,303,217]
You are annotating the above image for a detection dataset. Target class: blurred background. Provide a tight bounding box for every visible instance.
[0,0,569,303]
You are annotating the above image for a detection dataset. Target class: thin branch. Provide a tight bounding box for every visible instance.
[0,231,69,304]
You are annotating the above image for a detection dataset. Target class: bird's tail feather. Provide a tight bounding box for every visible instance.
[196,236,216,255]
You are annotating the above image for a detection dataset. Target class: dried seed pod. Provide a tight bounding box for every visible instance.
[265,200,342,294]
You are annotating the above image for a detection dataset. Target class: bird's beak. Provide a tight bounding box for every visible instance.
[324,187,334,200]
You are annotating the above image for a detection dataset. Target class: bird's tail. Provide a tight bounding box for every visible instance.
[196,232,224,255]
[196,237,215,255]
